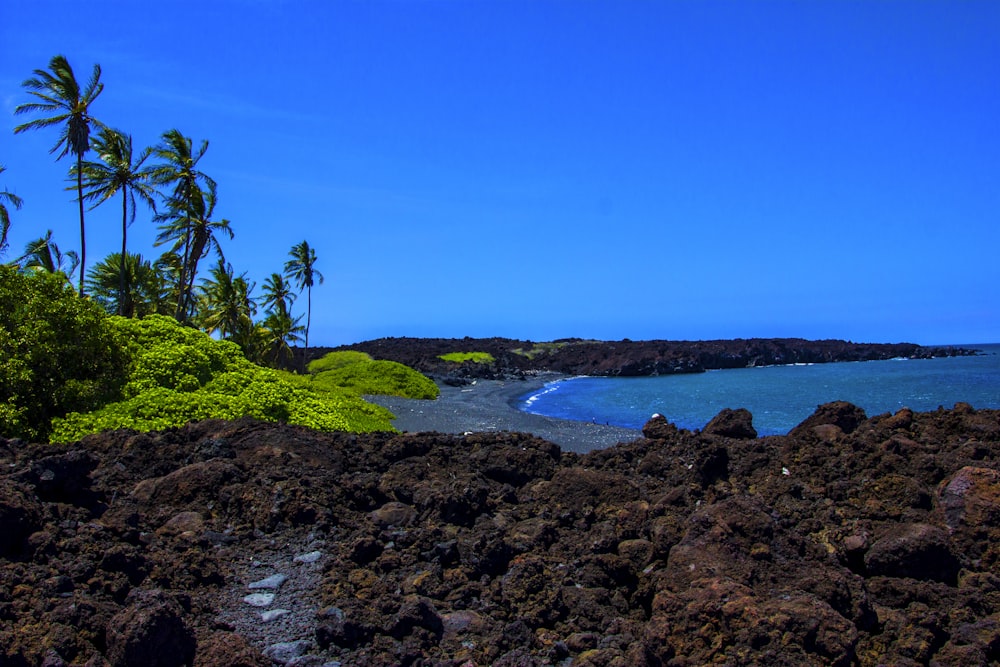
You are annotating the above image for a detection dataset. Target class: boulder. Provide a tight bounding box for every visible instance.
[703,408,757,439]
[0,480,43,558]
[864,523,960,584]
[641,414,678,440]
[106,589,195,667]
[938,466,1000,566]
[789,401,868,438]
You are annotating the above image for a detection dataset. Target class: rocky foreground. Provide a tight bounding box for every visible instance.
[2,402,1000,666]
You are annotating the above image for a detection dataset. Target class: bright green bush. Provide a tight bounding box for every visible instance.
[0,266,129,441]
[303,350,440,399]
[307,350,372,373]
[439,351,495,364]
[50,314,397,442]
[312,360,440,399]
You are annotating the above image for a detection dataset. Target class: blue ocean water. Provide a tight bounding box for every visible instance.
[518,344,1000,436]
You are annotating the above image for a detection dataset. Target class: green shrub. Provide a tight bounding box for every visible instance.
[0,267,129,441]
[49,314,397,442]
[312,360,439,399]
[439,351,495,364]
[307,350,373,373]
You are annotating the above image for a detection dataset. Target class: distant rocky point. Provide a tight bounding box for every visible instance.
[303,337,976,381]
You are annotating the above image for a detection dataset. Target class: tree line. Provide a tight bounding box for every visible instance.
[0,54,323,369]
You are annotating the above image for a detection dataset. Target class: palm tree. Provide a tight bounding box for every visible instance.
[261,272,297,318]
[16,230,79,285]
[75,128,157,314]
[259,309,305,368]
[150,129,216,320]
[0,166,24,258]
[152,250,184,315]
[284,240,324,362]
[198,258,254,338]
[14,55,104,295]
[154,186,232,323]
[85,252,166,318]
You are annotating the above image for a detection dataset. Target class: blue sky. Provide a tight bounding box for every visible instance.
[2,1,998,346]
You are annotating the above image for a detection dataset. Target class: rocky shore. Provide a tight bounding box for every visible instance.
[311,336,976,380]
[2,400,1000,666]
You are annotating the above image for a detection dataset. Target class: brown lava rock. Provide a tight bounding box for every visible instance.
[1,404,1000,665]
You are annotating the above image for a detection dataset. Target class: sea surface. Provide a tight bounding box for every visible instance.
[517,343,1000,436]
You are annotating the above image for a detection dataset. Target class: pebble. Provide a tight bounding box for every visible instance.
[261,608,291,622]
[243,593,275,607]
[249,573,288,590]
[294,550,323,564]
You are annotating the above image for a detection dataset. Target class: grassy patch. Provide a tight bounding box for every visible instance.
[307,350,372,373]
[306,351,440,400]
[439,351,495,364]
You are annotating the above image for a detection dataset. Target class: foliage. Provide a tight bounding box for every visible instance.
[285,240,323,354]
[14,54,105,294]
[313,360,440,400]
[75,127,158,315]
[0,165,24,256]
[14,230,79,285]
[50,314,396,442]
[512,342,578,359]
[439,351,495,364]
[308,350,373,373]
[0,266,128,442]
[85,252,172,318]
[150,129,220,322]
[303,351,438,399]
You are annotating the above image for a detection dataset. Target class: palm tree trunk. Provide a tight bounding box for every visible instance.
[174,220,192,322]
[119,190,127,316]
[76,154,86,296]
[304,285,312,370]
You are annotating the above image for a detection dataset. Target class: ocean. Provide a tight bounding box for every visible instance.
[517,343,1000,436]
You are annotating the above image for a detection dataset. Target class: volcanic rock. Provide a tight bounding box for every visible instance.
[2,405,1000,665]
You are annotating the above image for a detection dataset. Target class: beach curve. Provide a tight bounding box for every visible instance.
[366,373,642,454]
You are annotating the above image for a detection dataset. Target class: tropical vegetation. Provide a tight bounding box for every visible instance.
[14,55,104,295]
[2,54,440,444]
[0,266,127,441]
[440,351,496,364]
[305,351,440,399]
[5,53,330,370]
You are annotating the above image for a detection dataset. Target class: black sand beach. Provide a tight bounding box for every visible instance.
[366,373,642,453]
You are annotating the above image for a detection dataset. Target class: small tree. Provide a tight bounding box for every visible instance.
[0,265,128,441]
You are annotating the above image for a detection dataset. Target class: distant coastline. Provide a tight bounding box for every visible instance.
[304,336,978,381]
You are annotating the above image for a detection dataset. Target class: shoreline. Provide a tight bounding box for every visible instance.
[365,373,642,454]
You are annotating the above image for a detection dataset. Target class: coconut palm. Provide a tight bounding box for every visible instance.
[261,272,297,318]
[16,230,79,285]
[197,258,260,361]
[259,309,305,368]
[284,240,324,361]
[154,186,232,323]
[85,252,167,318]
[198,258,255,338]
[150,129,216,320]
[75,128,157,314]
[14,55,104,295]
[0,166,24,257]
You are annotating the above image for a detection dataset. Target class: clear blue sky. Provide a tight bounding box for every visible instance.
[2,1,998,346]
